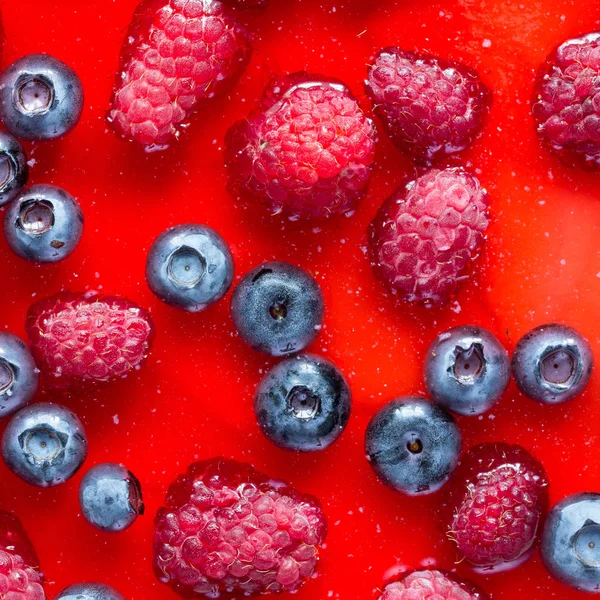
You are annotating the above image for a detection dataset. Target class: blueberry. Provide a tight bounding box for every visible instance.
[4,184,84,263]
[231,261,324,356]
[2,402,87,487]
[0,333,38,418]
[512,323,593,405]
[541,493,600,592]
[365,397,462,495]
[424,325,510,416]
[56,583,125,600]
[79,463,144,532]
[146,224,234,312]
[0,132,27,207]
[0,53,84,140]
[254,353,351,452]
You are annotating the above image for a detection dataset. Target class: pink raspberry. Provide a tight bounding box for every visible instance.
[378,570,488,600]
[368,167,490,307]
[225,72,377,220]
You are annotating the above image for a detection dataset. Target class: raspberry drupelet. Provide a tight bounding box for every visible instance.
[366,48,491,163]
[368,167,490,307]
[533,32,600,167]
[445,443,549,572]
[108,0,251,150]
[153,458,327,598]
[378,570,488,600]
[0,511,45,600]
[225,72,377,220]
[26,291,155,389]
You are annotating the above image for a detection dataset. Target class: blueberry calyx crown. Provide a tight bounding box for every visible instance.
[452,342,485,384]
[14,74,55,116]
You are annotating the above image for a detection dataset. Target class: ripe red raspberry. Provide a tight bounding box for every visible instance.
[445,443,549,571]
[225,72,377,220]
[153,458,327,598]
[378,570,488,600]
[368,167,489,307]
[26,291,155,389]
[366,48,491,163]
[0,511,45,600]
[533,32,600,167]
[108,0,251,150]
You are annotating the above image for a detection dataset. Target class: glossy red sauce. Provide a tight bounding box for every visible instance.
[0,0,599,598]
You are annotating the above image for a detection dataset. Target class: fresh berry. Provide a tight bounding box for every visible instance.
[0,131,28,207]
[2,402,88,487]
[424,325,510,416]
[0,510,45,600]
[108,0,251,150]
[231,261,324,356]
[368,167,490,307]
[146,224,234,312]
[445,443,549,572]
[365,397,461,496]
[153,458,327,597]
[0,333,38,419]
[4,185,84,263]
[26,291,155,388]
[79,463,144,533]
[541,493,600,592]
[0,53,83,140]
[254,353,351,452]
[512,323,593,405]
[378,569,488,600]
[365,47,491,163]
[532,33,600,167]
[56,583,125,600]
[225,72,377,219]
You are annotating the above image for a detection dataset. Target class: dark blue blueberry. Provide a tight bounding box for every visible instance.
[0,54,83,140]
[365,397,462,495]
[79,463,144,532]
[254,353,351,452]
[0,332,38,418]
[146,224,234,312]
[4,184,84,263]
[56,583,125,600]
[1,402,87,487]
[512,324,593,405]
[231,261,324,356]
[424,325,510,416]
[541,493,600,592]
[0,132,27,207]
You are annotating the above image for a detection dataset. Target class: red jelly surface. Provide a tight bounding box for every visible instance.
[0,1,599,599]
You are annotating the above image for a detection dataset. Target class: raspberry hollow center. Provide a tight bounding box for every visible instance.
[453,344,485,383]
[18,200,55,234]
[15,76,54,115]
[167,247,205,288]
[23,427,63,462]
[540,349,576,385]
[0,361,15,394]
[574,523,600,567]
[287,386,320,419]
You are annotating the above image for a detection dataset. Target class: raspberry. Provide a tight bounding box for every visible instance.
[108,0,251,150]
[153,458,327,597]
[366,47,491,163]
[0,511,45,600]
[378,570,487,600]
[445,443,549,571]
[225,72,377,220]
[532,32,600,167]
[26,291,155,389]
[368,167,489,307]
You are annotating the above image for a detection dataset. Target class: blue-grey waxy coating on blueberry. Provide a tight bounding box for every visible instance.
[231,261,325,356]
[365,397,462,496]
[4,184,84,263]
[512,323,593,405]
[0,333,38,418]
[541,493,600,592]
[79,463,144,532]
[1,402,87,487]
[254,353,351,452]
[146,224,234,312]
[55,583,125,600]
[0,53,84,140]
[424,325,510,416]
[0,131,28,207]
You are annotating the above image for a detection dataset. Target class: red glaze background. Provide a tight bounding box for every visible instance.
[0,0,599,598]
